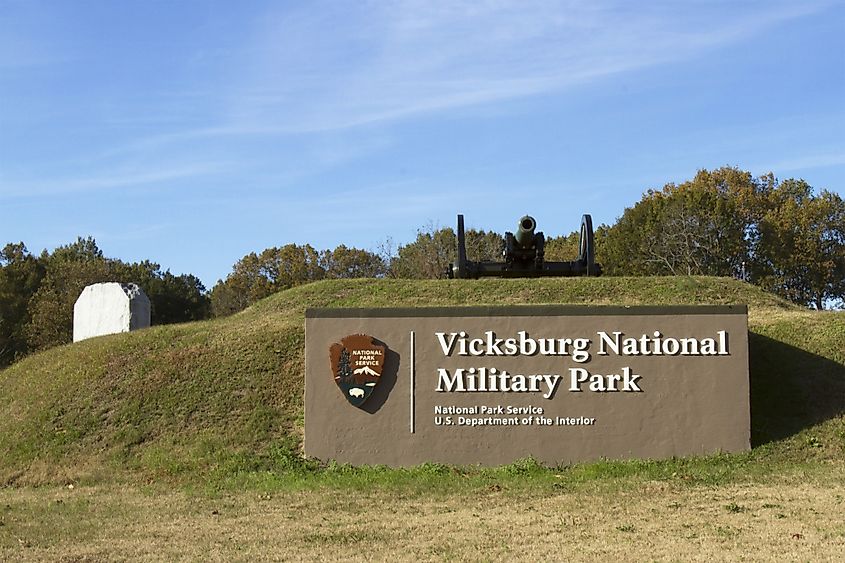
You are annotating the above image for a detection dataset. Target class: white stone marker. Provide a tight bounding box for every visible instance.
[73,282,151,342]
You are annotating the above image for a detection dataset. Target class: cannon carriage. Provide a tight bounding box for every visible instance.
[446,214,602,279]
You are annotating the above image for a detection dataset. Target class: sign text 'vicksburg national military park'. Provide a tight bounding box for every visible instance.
[431,326,729,398]
[305,305,750,466]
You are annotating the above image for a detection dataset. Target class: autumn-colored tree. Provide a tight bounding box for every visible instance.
[463,229,505,264]
[752,181,845,309]
[544,232,580,262]
[210,243,328,316]
[602,167,755,277]
[320,245,386,279]
[387,222,504,279]
[211,243,389,316]
[602,167,844,308]
[259,244,324,289]
[388,224,456,279]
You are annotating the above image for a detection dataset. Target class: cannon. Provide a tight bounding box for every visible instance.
[447,214,602,278]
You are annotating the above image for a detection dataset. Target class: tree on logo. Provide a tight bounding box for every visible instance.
[338,348,353,382]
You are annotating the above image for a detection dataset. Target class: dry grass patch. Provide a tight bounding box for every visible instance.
[2,480,844,562]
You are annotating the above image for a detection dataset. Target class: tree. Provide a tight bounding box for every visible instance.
[112,260,210,323]
[153,272,210,323]
[601,167,844,309]
[464,229,505,264]
[544,232,580,262]
[602,167,753,277]
[209,275,258,318]
[388,223,504,279]
[25,240,112,352]
[752,181,845,309]
[0,243,45,366]
[320,245,386,279]
[210,243,325,317]
[47,235,104,263]
[258,244,324,289]
[389,224,456,279]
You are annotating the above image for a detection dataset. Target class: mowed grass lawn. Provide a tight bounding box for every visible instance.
[1,277,844,560]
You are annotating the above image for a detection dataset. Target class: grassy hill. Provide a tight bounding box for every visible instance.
[0,276,843,486]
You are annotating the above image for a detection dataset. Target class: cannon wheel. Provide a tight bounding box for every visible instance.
[578,214,596,275]
[455,214,467,279]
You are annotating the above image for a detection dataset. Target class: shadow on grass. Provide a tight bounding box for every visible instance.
[750,332,845,446]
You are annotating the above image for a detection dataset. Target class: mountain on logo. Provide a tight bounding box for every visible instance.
[353,366,379,377]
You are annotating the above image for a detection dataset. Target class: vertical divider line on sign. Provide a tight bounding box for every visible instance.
[410,331,415,434]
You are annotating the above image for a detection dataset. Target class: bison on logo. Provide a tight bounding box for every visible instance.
[330,334,386,407]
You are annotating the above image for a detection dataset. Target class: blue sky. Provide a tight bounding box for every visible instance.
[1,0,843,288]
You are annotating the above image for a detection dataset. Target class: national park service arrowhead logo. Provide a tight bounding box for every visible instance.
[330,334,386,407]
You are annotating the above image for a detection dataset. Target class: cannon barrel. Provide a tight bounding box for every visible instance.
[514,215,536,249]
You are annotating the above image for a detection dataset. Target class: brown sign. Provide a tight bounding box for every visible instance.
[305,305,750,467]
[329,334,386,407]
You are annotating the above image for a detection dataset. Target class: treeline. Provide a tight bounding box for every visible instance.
[211,168,844,313]
[209,245,386,316]
[0,237,209,367]
[2,167,843,368]
[208,231,508,315]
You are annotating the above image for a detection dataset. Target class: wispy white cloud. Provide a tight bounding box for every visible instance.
[2,0,835,201]
[28,1,830,170]
[210,0,829,135]
[81,0,827,147]
[0,161,230,199]
[49,0,826,171]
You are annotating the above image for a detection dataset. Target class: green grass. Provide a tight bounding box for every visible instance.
[0,276,842,490]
